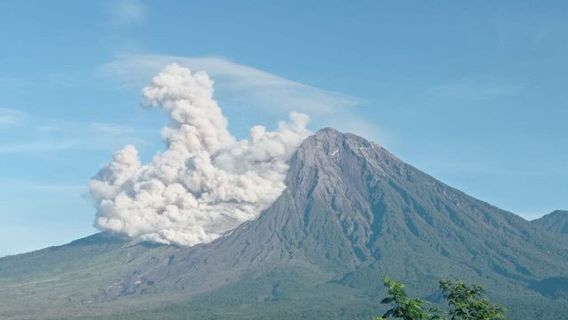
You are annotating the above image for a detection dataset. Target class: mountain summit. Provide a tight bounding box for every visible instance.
[1,128,567,320]
[533,210,568,235]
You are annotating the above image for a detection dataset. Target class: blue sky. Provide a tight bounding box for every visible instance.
[0,0,567,256]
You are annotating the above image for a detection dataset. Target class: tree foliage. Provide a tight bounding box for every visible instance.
[374,277,442,320]
[375,278,506,320]
[439,279,505,320]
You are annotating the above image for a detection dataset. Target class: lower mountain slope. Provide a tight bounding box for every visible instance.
[1,128,567,320]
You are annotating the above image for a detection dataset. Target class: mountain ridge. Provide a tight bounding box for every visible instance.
[1,128,567,320]
[533,210,568,235]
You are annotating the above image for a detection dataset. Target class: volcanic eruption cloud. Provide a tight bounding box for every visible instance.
[89,64,311,246]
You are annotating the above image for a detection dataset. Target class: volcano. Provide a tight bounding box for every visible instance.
[1,128,567,320]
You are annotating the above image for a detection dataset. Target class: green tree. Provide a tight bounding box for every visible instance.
[375,278,506,320]
[375,277,441,320]
[439,279,506,320]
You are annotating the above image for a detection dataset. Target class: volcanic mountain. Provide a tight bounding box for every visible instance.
[1,128,567,320]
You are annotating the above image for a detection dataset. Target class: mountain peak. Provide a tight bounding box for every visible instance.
[300,127,382,160]
[288,127,384,186]
[312,127,363,142]
[293,128,402,185]
[312,127,370,144]
[309,127,352,148]
[315,127,342,135]
[533,210,568,235]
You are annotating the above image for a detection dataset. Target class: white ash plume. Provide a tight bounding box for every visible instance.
[90,64,311,246]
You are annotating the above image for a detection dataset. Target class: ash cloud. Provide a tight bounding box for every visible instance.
[90,64,311,246]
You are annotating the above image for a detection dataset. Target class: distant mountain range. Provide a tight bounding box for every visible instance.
[1,128,567,320]
[533,210,568,235]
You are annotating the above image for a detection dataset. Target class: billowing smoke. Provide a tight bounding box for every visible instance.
[90,64,311,246]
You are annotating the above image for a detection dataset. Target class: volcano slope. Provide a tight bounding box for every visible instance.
[1,128,567,320]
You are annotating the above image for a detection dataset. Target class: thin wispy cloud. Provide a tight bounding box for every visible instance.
[0,108,147,153]
[0,180,88,194]
[98,54,385,143]
[0,77,31,90]
[0,108,27,127]
[0,141,76,154]
[29,184,88,192]
[99,54,361,115]
[107,0,147,26]
[427,80,523,100]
